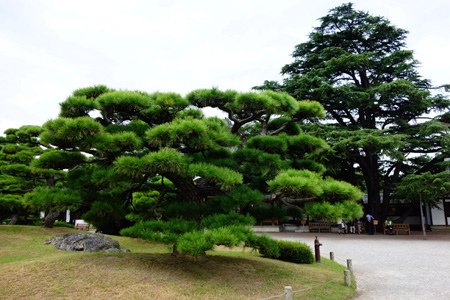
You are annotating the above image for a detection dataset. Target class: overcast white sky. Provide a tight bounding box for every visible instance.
[1,0,449,133]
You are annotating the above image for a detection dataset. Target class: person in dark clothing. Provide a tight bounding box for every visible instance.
[348,220,356,234]
[366,213,375,235]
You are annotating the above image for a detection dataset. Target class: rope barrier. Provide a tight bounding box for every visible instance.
[260,252,352,299]
[259,281,336,300]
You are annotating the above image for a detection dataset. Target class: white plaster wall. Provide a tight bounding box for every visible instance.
[431,201,446,225]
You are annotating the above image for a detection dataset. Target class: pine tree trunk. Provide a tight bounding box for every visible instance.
[171,244,179,256]
[168,174,203,203]
[381,164,401,224]
[43,212,60,228]
[367,187,381,217]
[359,153,382,219]
[9,214,19,225]
[380,192,391,224]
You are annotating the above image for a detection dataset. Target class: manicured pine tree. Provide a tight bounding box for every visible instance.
[37,86,363,255]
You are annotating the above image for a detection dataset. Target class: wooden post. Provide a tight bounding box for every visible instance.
[284,286,293,300]
[314,236,322,263]
[330,252,334,261]
[344,270,351,287]
[347,259,353,272]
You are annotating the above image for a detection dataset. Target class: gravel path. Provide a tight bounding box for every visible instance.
[268,232,450,300]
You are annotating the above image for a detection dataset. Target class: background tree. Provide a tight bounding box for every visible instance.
[394,171,450,238]
[28,149,85,227]
[257,3,450,221]
[25,186,82,227]
[0,126,44,224]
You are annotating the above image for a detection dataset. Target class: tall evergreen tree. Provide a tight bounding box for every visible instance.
[257,3,449,220]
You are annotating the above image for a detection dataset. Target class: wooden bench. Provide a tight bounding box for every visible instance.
[309,222,331,233]
[74,219,90,231]
[393,223,410,235]
[75,224,89,230]
[261,219,279,226]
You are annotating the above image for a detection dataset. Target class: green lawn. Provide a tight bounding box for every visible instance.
[0,225,355,299]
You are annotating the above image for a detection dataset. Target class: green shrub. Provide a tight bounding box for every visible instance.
[207,227,240,247]
[246,235,280,259]
[226,225,254,242]
[120,219,198,244]
[30,218,43,226]
[206,225,254,248]
[277,240,314,264]
[202,213,255,229]
[177,231,214,256]
[54,221,74,228]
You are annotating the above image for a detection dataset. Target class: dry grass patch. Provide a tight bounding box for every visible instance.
[0,226,355,299]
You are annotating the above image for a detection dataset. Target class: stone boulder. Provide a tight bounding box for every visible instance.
[46,233,129,252]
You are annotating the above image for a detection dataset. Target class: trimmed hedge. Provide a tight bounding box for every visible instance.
[247,235,313,264]
[53,221,74,228]
[277,240,314,264]
[247,235,280,258]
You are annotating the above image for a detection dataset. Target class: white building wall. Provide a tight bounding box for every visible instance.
[431,201,446,226]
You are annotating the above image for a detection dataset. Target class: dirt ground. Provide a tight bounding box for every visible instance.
[268,231,450,300]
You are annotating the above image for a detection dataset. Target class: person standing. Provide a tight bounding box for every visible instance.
[348,220,356,234]
[356,219,363,234]
[337,219,347,234]
[366,213,375,235]
[384,217,393,235]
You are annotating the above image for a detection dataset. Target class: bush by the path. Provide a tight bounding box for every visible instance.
[277,240,314,264]
[247,235,280,258]
[248,235,313,264]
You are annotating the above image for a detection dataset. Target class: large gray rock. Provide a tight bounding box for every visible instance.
[46,233,129,252]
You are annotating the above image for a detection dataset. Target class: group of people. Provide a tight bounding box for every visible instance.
[337,219,364,234]
[365,213,394,235]
[337,214,394,235]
